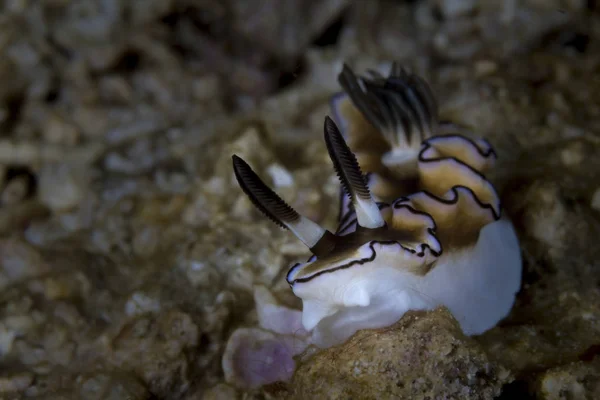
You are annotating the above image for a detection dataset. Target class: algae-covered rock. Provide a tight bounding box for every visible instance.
[280,307,511,400]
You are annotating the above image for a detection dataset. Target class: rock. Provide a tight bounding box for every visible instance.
[435,0,477,19]
[75,372,151,400]
[201,383,239,400]
[221,286,310,389]
[478,139,600,376]
[229,0,349,58]
[0,239,49,289]
[535,357,600,400]
[281,308,511,400]
[124,291,162,316]
[222,327,305,389]
[38,162,89,213]
[42,113,80,146]
[0,174,31,206]
[0,372,34,394]
[265,163,294,188]
[591,187,600,211]
[110,309,200,399]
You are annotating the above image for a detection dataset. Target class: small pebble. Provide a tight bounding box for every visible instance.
[266,163,294,188]
[38,162,88,212]
[474,60,498,78]
[591,188,600,211]
[0,372,33,393]
[1,175,30,206]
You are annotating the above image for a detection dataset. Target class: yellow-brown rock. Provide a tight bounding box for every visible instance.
[278,307,511,400]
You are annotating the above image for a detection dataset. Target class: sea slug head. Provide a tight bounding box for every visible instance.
[232,117,442,336]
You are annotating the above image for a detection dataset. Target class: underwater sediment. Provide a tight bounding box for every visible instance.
[0,1,599,399]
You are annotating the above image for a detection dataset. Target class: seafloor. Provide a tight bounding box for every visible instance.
[0,0,599,399]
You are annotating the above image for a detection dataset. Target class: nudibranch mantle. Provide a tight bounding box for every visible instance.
[231,63,522,349]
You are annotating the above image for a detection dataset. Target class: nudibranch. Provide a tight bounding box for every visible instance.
[231,64,522,349]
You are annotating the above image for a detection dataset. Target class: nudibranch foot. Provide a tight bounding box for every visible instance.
[423,217,521,336]
[310,282,434,348]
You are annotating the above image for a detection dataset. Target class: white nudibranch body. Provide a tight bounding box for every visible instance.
[232,62,522,350]
[290,217,521,348]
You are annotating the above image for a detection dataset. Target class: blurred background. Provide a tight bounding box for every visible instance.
[0,1,599,399]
